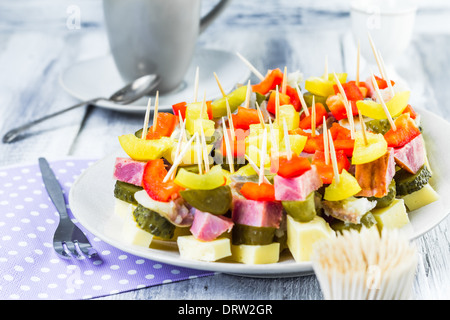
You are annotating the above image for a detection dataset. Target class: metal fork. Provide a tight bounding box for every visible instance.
[38,157,97,259]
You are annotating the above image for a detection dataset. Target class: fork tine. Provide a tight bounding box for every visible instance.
[75,241,98,258]
[64,241,84,259]
[53,241,71,259]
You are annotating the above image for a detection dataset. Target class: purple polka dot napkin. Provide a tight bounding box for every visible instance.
[0,158,215,300]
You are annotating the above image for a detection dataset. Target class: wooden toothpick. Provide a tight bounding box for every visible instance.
[195,130,203,175]
[323,115,329,165]
[367,32,385,80]
[163,133,197,183]
[255,101,265,128]
[222,117,234,174]
[244,79,251,108]
[275,85,280,126]
[199,120,210,173]
[152,91,159,133]
[171,115,187,179]
[378,50,395,97]
[193,66,199,103]
[214,72,227,97]
[283,118,292,160]
[141,97,152,139]
[245,155,270,184]
[333,72,355,139]
[328,130,339,185]
[259,128,268,185]
[226,98,235,142]
[236,51,265,81]
[359,112,368,146]
[281,66,288,95]
[268,115,279,156]
[295,84,310,116]
[371,72,396,131]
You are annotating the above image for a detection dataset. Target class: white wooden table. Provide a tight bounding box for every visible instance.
[0,0,449,300]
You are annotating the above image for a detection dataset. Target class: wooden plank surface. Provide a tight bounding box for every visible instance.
[0,0,449,300]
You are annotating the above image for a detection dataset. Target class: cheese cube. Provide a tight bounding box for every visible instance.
[401,183,439,211]
[121,216,153,247]
[277,104,299,130]
[372,198,410,230]
[287,215,335,262]
[231,243,280,264]
[114,199,136,220]
[177,235,231,262]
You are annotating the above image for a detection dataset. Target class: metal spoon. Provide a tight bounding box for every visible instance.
[2,74,160,143]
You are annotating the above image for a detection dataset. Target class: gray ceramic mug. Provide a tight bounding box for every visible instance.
[103,0,230,93]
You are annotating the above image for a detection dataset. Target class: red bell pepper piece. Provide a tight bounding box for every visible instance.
[252,68,284,95]
[266,90,291,115]
[401,104,417,120]
[285,85,302,112]
[329,122,352,140]
[333,139,355,157]
[142,159,184,202]
[146,112,179,140]
[299,103,328,130]
[374,75,395,90]
[333,81,364,101]
[172,101,187,120]
[312,150,350,184]
[383,113,421,148]
[276,153,312,178]
[326,94,359,121]
[240,182,276,201]
[231,106,261,130]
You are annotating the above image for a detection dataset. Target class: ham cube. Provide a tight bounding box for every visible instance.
[274,165,323,201]
[113,157,146,186]
[190,209,234,241]
[355,147,395,198]
[394,135,425,174]
[232,198,283,228]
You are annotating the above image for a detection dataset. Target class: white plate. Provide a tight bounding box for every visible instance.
[59,48,251,114]
[69,107,450,277]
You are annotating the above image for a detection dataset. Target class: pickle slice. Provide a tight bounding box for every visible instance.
[133,204,175,240]
[303,92,329,111]
[232,224,276,246]
[365,119,391,135]
[329,212,377,234]
[395,165,432,196]
[179,185,232,215]
[282,192,316,222]
[368,179,396,208]
[114,181,143,205]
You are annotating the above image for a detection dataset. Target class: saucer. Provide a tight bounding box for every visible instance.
[59,48,251,114]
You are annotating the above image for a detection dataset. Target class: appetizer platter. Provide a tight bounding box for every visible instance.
[70,38,450,277]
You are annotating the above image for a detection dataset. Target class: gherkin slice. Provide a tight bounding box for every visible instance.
[282,192,316,222]
[180,185,232,215]
[365,119,391,135]
[303,92,329,111]
[114,181,143,205]
[395,165,432,196]
[133,204,175,240]
[329,212,377,234]
[232,224,276,246]
[368,179,396,208]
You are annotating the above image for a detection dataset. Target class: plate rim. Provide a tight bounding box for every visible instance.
[68,106,450,277]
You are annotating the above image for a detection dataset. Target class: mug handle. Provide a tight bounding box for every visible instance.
[200,0,231,33]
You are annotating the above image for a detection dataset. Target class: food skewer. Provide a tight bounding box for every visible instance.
[226,98,235,142]
[275,85,281,126]
[141,97,152,139]
[245,155,270,184]
[295,84,310,116]
[193,66,200,103]
[328,129,340,185]
[163,133,198,183]
[152,91,160,133]
[370,72,396,131]
[311,95,316,138]
[171,115,187,179]
[333,72,355,139]
[259,127,268,185]
[244,79,252,108]
[195,130,203,175]
[281,66,288,95]
[222,116,235,174]
[268,115,279,156]
[378,50,395,97]
[282,118,292,160]
[323,115,330,165]
[359,112,369,146]
[213,72,227,97]
[200,92,210,173]
[235,51,265,81]
[367,33,395,97]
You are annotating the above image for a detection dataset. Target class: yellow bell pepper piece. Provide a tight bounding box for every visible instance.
[281,135,307,155]
[185,102,209,134]
[210,85,248,118]
[174,165,225,190]
[277,104,299,130]
[351,131,387,165]
[305,73,347,97]
[118,134,172,161]
[356,91,410,120]
[324,169,362,201]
